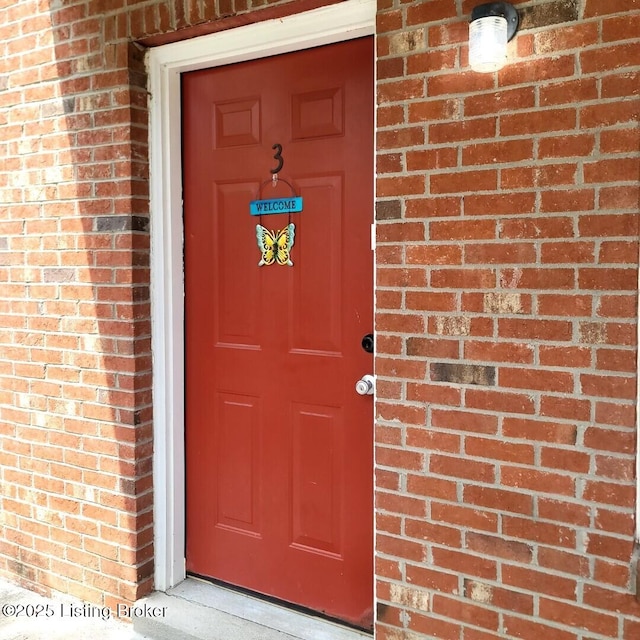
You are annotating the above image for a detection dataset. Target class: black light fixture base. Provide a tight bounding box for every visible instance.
[470,2,519,42]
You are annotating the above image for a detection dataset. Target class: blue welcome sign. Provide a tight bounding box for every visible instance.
[250,197,303,216]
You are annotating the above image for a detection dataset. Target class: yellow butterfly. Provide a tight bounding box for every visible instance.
[256,223,295,266]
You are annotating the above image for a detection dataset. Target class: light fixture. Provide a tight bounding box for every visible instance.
[469,2,519,73]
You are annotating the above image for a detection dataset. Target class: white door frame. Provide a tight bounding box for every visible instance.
[147,0,376,592]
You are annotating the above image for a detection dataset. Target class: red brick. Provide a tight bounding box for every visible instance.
[579,213,639,238]
[432,594,500,631]
[599,240,639,264]
[378,175,427,197]
[499,267,575,289]
[406,148,457,171]
[540,241,594,264]
[595,401,636,428]
[464,242,536,265]
[500,107,576,136]
[596,348,637,373]
[405,519,462,548]
[540,189,595,213]
[376,313,425,333]
[503,615,578,640]
[464,87,535,116]
[601,126,640,153]
[376,491,426,517]
[540,395,591,421]
[407,98,458,122]
[466,389,535,415]
[431,408,498,434]
[466,532,532,563]
[540,447,591,474]
[462,139,533,166]
[405,0,456,24]
[538,598,618,636]
[595,507,635,534]
[465,437,534,465]
[464,192,536,216]
[580,372,636,399]
[499,367,574,393]
[430,170,497,195]
[537,294,592,318]
[427,71,494,97]
[405,196,462,218]
[537,497,590,527]
[430,268,496,289]
[377,267,427,287]
[463,579,534,616]
[407,474,458,501]
[430,454,495,483]
[378,78,425,103]
[462,486,533,516]
[405,291,456,310]
[376,10,403,32]
[498,57,576,87]
[377,534,425,562]
[406,243,462,265]
[583,480,635,509]
[538,547,590,578]
[539,78,598,105]
[465,341,534,365]
[498,318,572,341]
[407,611,462,640]
[406,337,459,359]
[378,127,425,149]
[538,133,596,158]
[502,516,576,548]
[499,216,573,239]
[584,426,635,454]
[431,548,497,580]
[377,402,426,425]
[406,564,458,593]
[580,100,640,128]
[428,118,497,143]
[407,49,457,74]
[501,466,575,497]
[581,43,640,73]
[406,428,460,453]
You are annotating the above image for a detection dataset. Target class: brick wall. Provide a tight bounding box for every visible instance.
[374,0,640,639]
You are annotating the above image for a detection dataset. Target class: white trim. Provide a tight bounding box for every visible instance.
[148,0,376,592]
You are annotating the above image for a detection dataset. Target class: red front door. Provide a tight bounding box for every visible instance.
[183,37,374,628]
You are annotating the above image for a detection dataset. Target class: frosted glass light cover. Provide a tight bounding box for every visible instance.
[469,15,508,73]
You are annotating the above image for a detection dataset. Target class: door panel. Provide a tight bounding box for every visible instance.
[183,37,374,628]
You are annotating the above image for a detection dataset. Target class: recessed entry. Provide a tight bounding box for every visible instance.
[214,98,261,148]
[292,88,344,140]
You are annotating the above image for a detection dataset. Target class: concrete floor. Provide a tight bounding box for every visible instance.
[0,577,148,640]
[0,576,372,640]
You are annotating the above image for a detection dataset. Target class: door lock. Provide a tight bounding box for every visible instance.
[355,374,375,396]
[361,333,374,353]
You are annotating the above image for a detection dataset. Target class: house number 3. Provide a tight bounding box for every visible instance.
[271,143,284,174]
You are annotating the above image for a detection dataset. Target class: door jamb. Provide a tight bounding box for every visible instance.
[148,0,377,592]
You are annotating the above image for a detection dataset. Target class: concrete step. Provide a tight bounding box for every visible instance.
[133,579,372,640]
[0,577,149,640]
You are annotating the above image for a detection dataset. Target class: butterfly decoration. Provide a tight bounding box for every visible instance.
[256,223,296,266]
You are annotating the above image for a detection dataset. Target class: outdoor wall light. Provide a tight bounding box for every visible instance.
[469,2,519,73]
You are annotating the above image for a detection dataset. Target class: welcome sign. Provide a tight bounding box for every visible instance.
[250,197,303,216]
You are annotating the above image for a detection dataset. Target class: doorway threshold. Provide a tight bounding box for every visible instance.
[133,578,373,640]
